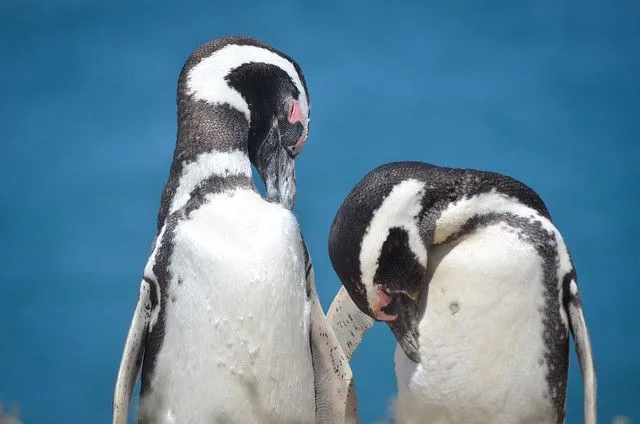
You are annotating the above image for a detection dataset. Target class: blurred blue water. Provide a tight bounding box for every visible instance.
[1,1,638,423]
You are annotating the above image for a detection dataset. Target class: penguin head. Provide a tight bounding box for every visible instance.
[178,36,310,209]
[329,175,429,362]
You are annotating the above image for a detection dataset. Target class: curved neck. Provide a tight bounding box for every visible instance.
[176,100,250,160]
[156,103,254,230]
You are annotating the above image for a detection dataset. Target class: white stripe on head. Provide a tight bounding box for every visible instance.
[359,179,428,308]
[186,44,309,124]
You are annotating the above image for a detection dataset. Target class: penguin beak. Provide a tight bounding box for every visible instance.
[388,303,421,363]
[255,126,297,210]
[373,287,421,363]
[255,100,308,210]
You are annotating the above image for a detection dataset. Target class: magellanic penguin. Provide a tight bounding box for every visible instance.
[113,36,357,424]
[327,161,597,424]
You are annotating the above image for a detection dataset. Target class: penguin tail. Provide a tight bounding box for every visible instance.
[563,270,597,424]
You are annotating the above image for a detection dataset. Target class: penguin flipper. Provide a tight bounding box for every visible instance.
[564,274,597,424]
[113,279,153,424]
[327,286,374,360]
[307,264,359,424]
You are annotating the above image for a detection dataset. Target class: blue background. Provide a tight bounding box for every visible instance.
[1,1,638,423]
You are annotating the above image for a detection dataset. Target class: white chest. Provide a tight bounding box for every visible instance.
[394,223,559,423]
[144,189,315,423]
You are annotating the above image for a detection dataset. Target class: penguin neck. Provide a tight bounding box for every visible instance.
[157,103,256,228]
[175,101,252,161]
[168,148,254,215]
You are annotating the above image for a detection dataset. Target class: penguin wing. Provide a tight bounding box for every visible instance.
[112,279,154,424]
[306,260,359,424]
[564,274,597,424]
[327,286,374,360]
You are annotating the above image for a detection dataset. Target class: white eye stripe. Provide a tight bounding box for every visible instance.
[186,44,309,124]
[359,179,428,308]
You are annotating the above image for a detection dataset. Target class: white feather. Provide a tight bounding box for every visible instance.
[141,188,315,423]
[169,150,251,216]
[113,279,153,424]
[395,222,555,423]
[566,278,597,424]
[435,190,573,329]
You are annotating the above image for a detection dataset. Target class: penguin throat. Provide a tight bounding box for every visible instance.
[168,150,253,215]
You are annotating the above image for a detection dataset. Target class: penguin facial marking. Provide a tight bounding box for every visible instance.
[186,44,309,125]
[285,99,308,156]
[372,227,426,321]
[184,42,310,209]
[354,179,427,362]
[372,286,397,321]
[359,179,427,315]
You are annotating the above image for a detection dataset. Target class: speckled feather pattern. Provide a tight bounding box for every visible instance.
[328,161,596,424]
[114,36,358,424]
[140,188,316,423]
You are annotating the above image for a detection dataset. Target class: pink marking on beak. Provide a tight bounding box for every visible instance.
[372,286,397,322]
[292,127,308,155]
[288,100,304,124]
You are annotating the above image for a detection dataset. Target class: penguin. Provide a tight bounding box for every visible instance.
[113,36,357,424]
[327,161,597,424]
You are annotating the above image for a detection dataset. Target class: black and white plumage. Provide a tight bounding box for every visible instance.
[327,161,596,423]
[113,36,356,424]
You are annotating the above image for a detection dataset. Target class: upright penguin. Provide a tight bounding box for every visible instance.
[328,161,596,424]
[113,36,357,424]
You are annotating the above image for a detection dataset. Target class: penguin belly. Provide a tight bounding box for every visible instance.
[394,222,563,424]
[141,189,315,423]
